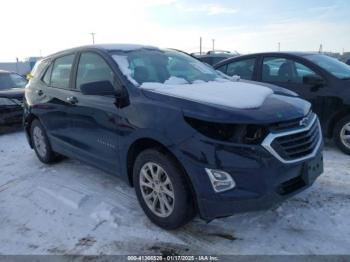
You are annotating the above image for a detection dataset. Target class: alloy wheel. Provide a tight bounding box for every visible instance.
[139,162,175,218]
[340,122,350,150]
[33,126,47,158]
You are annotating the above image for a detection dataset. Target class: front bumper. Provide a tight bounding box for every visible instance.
[176,136,323,221]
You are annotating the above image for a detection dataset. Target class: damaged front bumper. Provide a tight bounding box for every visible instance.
[175,133,323,221]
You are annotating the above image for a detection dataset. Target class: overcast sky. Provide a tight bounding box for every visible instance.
[1,0,349,61]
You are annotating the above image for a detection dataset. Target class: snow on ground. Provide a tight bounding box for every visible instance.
[0,131,349,255]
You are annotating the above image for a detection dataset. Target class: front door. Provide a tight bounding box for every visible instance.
[259,56,327,123]
[66,52,121,174]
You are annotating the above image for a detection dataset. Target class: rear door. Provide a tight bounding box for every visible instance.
[66,51,121,174]
[32,54,77,150]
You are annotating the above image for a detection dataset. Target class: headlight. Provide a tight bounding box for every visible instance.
[184,116,268,144]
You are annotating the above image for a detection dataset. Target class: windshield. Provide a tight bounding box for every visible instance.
[304,54,350,79]
[0,73,27,90]
[111,49,227,86]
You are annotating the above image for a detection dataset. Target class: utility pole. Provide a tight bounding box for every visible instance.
[278,42,280,52]
[212,39,215,51]
[90,32,96,44]
[15,58,19,74]
[199,37,202,54]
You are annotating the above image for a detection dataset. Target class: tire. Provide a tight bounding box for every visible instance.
[30,119,59,163]
[133,149,196,229]
[334,115,350,155]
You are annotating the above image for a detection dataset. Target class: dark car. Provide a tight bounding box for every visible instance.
[192,50,238,66]
[346,59,350,66]
[24,44,323,229]
[215,52,350,155]
[0,70,27,128]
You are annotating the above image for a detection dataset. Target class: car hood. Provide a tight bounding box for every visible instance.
[0,88,25,99]
[141,81,310,124]
[241,79,299,97]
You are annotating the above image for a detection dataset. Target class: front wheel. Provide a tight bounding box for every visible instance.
[133,149,196,229]
[334,116,350,155]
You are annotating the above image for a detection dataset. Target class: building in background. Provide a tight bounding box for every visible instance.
[0,57,41,76]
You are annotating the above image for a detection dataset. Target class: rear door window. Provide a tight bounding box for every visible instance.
[50,54,75,89]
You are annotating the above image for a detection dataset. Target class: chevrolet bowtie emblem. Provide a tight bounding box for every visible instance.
[299,117,309,127]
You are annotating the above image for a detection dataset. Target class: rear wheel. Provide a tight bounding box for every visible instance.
[30,119,59,163]
[133,149,196,229]
[334,116,350,155]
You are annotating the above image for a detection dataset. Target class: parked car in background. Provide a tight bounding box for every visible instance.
[24,44,323,229]
[0,70,26,128]
[215,52,350,155]
[346,59,350,66]
[192,50,238,66]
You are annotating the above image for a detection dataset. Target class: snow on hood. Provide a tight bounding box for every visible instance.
[141,81,273,109]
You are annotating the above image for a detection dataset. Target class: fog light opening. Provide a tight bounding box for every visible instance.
[205,168,236,193]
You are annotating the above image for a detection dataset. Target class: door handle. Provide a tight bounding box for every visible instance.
[36,89,43,96]
[66,96,78,105]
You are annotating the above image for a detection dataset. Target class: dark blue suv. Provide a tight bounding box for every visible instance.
[24,44,323,229]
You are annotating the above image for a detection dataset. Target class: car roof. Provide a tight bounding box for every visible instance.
[195,53,236,58]
[214,51,321,68]
[236,51,319,58]
[45,44,160,59]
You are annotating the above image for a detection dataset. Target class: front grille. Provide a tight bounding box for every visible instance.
[269,111,313,132]
[269,118,302,132]
[262,114,322,163]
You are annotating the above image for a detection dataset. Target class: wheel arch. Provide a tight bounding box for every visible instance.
[24,113,39,148]
[125,137,198,212]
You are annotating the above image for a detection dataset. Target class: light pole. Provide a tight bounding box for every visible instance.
[212,39,215,51]
[90,32,96,44]
[15,58,19,74]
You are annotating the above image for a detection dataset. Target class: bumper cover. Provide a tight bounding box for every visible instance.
[177,137,323,221]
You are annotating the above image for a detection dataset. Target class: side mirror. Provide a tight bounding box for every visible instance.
[303,74,325,87]
[80,81,116,95]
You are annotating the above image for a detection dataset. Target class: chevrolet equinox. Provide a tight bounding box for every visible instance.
[24,44,323,229]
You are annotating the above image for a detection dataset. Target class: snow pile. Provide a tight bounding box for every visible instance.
[90,202,121,228]
[141,81,273,109]
[164,76,188,85]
